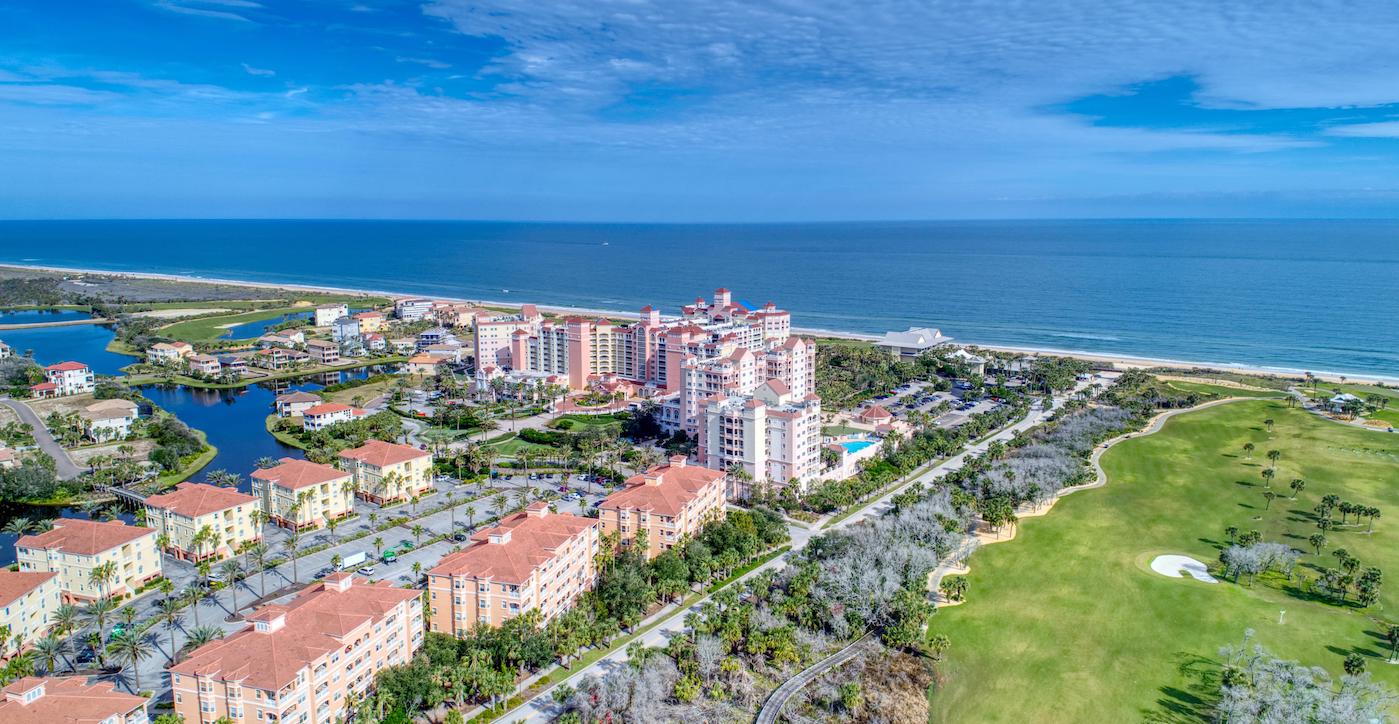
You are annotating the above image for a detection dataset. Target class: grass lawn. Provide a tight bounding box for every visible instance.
[930,400,1399,722]
[1163,379,1288,399]
[550,413,624,430]
[822,424,867,436]
[159,306,301,341]
[322,378,396,405]
[486,434,556,456]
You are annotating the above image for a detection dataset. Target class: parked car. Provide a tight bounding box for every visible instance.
[360,565,377,575]
[452,532,467,542]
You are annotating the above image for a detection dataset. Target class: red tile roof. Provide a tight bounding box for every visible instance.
[169,578,418,691]
[275,391,321,404]
[145,482,255,519]
[16,519,154,556]
[602,458,726,517]
[429,505,596,584]
[44,362,88,372]
[0,676,148,724]
[0,571,56,609]
[304,402,352,416]
[860,405,893,420]
[338,439,429,468]
[250,458,350,490]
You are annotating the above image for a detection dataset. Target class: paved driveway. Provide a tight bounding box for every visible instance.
[0,397,83,479]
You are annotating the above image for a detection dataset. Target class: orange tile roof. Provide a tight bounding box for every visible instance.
[602,459,726,517]
[304,402,352,415]
[0,571,56,609]
[45,362,88,372]
[250,458,350,490]
[16,518,154,556]
[275,391,321,404]
[338,439,429,467]
[145,482,255,518]
[169,578,419,691]
[429,505,596,584]
[0,676,148,724]
[860,405,893,419]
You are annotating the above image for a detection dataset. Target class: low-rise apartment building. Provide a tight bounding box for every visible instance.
[314,303,348,327]
[250,458,355,531]
[80,399,138,443]
[144,482,261,562]
[305,339,340,365]
[599,456,727,558]
[274,390,321,418]
[0,571,61,654]
[186,354,222,376]
[394,298,433,321]
[338,440,433,505]
[351,311,385,333]
[427,502,598,633]
[15,518,162,603]
[0,676,151,724]
[169,573,422,724]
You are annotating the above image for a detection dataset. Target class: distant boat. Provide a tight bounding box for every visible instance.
[601,241,609,246]
[502,289,509,293]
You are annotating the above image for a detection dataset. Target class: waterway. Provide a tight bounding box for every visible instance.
[0,315,398,564]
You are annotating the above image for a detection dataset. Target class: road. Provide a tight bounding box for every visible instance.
[755,634,873,724]
[0,397,83,479]
[500,382,1091,723]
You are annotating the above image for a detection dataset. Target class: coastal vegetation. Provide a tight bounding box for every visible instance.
[928,399,1399,721]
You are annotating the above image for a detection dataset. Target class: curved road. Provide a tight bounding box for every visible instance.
[755,633,872,724]
[1,398,83,479]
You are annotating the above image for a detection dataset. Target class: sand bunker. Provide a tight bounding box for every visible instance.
[1150,554,1218,583]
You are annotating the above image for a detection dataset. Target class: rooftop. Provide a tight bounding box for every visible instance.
[338,439,429,468]
[44,361,88,372]
[877,327,953,349]
[250,458,350,490]
[0,570,56,609]
[145,482,255,518]
[0,676,148,724]
[429,503,596,584]
[601,457,725,517]
[16,518,154,556]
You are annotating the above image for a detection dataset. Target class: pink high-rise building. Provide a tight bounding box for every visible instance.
[697,379,823,495]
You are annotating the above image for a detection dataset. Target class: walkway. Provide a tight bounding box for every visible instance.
[0,398,83,479]
[0,317,113,331]
[755,633,873,724]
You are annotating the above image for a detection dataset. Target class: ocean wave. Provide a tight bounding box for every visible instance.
[1046,331,1121,342]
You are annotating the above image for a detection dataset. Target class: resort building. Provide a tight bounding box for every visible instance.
[0,676,151,724]
[33,361,94,397]
[15,518,162,603]
[275,390,322,417]
[0,571,61,654]
[947,348,988,375]
[144,482,260,562]
[169,573,423,724]
[599,456,727,558]
[427,502,598,633]
[473,289,814,427]
[80,398,138,442]
[301,402,366,431]
[403,354,449,375]
[338,440,433,505]
[394,297,433,321]
[855,404,894,426]
[697,378,823,495]
[314,303,348,327]
[352,310,385,333]
[876,327,953,359]
[250,458,355,531]
[146,341,194,365]
[305,339,340,365]
[431,303,486,328]
[186,353,222,376]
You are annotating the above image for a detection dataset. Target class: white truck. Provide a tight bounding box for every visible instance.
[339,551,368,570]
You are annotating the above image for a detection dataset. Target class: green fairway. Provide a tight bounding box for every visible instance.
[930,400,1399,722]
[160,306,303,341]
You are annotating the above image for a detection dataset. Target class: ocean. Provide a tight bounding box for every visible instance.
[0,219,1396,379]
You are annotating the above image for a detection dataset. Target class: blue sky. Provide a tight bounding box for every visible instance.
[5,1,1399,221]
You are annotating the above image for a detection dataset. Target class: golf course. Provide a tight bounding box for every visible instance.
[930,398,1399,722]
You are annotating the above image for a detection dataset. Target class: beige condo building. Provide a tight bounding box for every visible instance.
[598,456,727,558]
[144,482,261,562]
[337,440,433,506]
[250,458,356,531]
[0,571,61,654]
[15,518,162,603]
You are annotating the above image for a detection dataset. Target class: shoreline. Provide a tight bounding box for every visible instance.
[2,261,1394,386]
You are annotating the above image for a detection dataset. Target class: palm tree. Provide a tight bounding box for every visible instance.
[1264,418,1275,433]
[1242,442,1255,459]
[465,505,476,530]
[1261,468,1275,488]
[411,524,426,548]
[1266,449,1281,467]
[373,536,385,557]
[1263,491,1276,510]
[181,625,223,653]
[492,494,507,520]
[246,542,270,598]
[52,603,79,671]
[88,561,118,601]
[284,529,302,584]
[82,596,120,659]
[33,634,62,674]
[2,517,34,536]
[155,599,183,663]
[184,587,211,628]
[219,559,244,614]
[1289,478,1305,499]
[107,631,155,693]
[446,492,458,530]
[326,516,340,545]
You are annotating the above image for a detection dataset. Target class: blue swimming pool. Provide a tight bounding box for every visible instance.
[840,440,876,454]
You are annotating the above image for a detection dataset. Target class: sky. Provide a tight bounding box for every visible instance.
[5,1,1399,221]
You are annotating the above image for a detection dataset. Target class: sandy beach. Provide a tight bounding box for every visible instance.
[2,262,1393,386]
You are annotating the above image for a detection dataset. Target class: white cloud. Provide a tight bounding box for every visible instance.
[153,0,260,22]
[1325,121,1399,138]
[395,56,452,69]
[241,63,276,77]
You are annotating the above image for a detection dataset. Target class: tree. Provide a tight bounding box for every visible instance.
[1261,467,1275,488]
[1262,491,1276,510]
[83,596,119,663]
[156,598,183,663]
[373,536,385,557]
[285,528,302,584]
[182,625,223,652]
[88,561,118,601]
[927,632,952,662]
[107,630,155,693]
[185,586,211,628]
[1387,624,1399,663]
[247,542,270,597]
[1308,533,1326,555]
[220,559,244,614]
[1242,442,1255,459]
[33,634,62,674]
[412,523,426,548]
[1344,652,1367,676]
[1289,478,1305,499]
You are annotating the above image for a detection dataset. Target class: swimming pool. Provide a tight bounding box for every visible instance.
[840,440,876,454]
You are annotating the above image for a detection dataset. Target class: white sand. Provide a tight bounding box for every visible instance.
[1150,554,1218,583]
